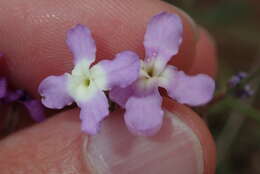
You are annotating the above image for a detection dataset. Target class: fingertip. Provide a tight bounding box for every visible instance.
[0,109,91,173]
[189,27,218,78]
[86,109,205,174]
[169,5,200,71]
[0,0,200,95]
[0,54,8,76]
[163,98,216,174]
[0,99,216,174]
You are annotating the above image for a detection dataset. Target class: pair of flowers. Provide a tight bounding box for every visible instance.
[39,12,215,136]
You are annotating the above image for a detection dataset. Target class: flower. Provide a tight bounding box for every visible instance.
[0,77,45,122]
[0,54,7,98]
[228,72,254,98]
[0,77,7,99]
[110,12,215,136]
[228,72,247,88]
[0,54,45,122]
[38,24,140,135]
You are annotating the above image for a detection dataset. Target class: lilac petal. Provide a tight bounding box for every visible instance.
[109,85,134,108]
[144,12,183,65]
[124,89,164,136]
[38,74,73,109]
[78,90,109,135]
[0,77,7,98]
[159,66,215,106]
[4,89,23,103]
[21,100,45,122]
[228,72,248,88]
[91,51,140,90]
[66,24,96,65]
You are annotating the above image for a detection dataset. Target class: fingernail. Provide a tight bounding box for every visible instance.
[84,110,204,174]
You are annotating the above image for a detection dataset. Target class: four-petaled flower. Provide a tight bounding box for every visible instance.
[110,12,215,136]
[38,25,140,135]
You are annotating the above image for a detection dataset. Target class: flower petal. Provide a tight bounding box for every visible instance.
[78,90,109,135]
[66,24,96,65]
[4,89,25,103]
[21,100,46,122]
[144,12,183,66]
[228,72,248,88]
[159,65,215,106]
[109,85,134,108]
[38,74,73,109]
[0,77,7,98]
[91,51,140,90]
[124,89,164,136]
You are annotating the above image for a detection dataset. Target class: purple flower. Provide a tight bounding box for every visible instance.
[0,54,7,99]
[228,72,254,98]
[228,72,247,88]
[110,12,215,136]
[1,53,45,122]
[15,90,46,122]
[0,77,7,99]
[0,77,45,122]
[38,24,140,135]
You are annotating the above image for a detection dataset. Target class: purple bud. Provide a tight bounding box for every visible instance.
[228,72,254,98]
[0,77,7,99]
[0,78,46,122]
[228,72,248,87]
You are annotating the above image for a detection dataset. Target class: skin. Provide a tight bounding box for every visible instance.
[0,0,217,173]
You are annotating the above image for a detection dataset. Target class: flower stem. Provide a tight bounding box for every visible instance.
[226,97,260,122]
[209,96,260,122]
[217,111,245,164]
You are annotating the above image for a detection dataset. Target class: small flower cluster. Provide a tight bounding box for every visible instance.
[0,56,45,122]
[39,12,215,136]
[228,72,254,98]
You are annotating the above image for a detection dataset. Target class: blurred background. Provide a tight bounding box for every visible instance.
[166,0,260,173]
[0,0,259,173]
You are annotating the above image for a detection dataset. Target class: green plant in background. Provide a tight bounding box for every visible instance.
[166,0,260,173]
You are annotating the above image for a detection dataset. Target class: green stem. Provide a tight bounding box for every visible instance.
[217,111,245,164]
[208,97,231,115]
[209,96,260,122]
[227,97,260,122]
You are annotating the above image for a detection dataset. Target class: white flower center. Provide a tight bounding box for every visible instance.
[67,60,107,102]
[137,59,166,91]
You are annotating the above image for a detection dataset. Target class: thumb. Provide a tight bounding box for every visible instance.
[0,98,215,174]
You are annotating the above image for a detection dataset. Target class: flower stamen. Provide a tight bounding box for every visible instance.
[84,78,91,87]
